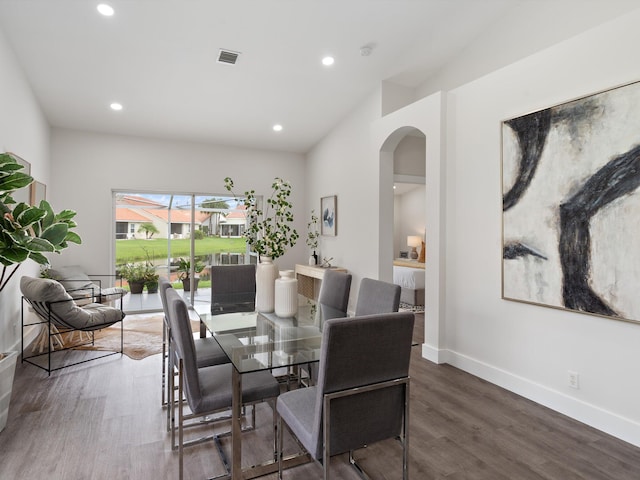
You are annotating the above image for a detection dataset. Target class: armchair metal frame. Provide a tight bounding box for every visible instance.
[21,294,124,375]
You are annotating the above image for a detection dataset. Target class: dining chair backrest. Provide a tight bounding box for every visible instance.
[309,311,414,459]
[354,278,401,316]
[159,276,173,318]
[317,269,352,320]
[210,264,256,315]
[166,287,202,412]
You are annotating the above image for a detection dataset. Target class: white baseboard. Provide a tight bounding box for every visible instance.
[420,346,640,448]
[7,325,39,356]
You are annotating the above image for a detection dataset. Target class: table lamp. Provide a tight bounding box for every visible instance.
[407,236,421,259]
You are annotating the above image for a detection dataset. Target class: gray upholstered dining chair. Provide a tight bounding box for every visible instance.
[316,269,352,322]
[276,312,415,480]
[159,277,230,437]
[210,264,256,315]
[166,288,281,480]
[354,278,401,316]
[302,269,352,386]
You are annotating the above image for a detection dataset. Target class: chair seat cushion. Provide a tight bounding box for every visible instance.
[277,386,318,459]
[194,337,230,367]
[194,364,280,414]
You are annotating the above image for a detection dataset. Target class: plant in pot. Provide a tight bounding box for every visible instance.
[224,177,299,312]
[142,248,159,294]
[119,262,146,294]
[144,266,159,294]
[0,152,81,432]
[178,257,204,292]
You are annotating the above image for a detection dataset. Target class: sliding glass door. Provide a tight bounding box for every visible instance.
[113,190,251,313]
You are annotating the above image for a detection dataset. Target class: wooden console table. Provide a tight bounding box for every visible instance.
[295,264,347,299]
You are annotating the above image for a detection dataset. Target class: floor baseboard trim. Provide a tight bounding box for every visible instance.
[431,348,640,448]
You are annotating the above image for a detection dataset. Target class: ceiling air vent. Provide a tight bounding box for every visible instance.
[217,49,240,65]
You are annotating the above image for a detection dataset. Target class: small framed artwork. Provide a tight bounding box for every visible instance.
[321,195,337,236]
[399,251,409,259]
[30,181,46,206]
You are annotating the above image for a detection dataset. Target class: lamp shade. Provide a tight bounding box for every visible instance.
[407,236,421,248]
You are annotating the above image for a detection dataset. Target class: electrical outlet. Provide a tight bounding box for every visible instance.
[568,370,580,389]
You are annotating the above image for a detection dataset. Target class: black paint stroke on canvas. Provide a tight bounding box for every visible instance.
[503,110,551,211]
[503,242,548,260]
[559,144,640,316]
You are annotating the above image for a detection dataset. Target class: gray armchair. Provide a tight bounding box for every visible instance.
[276,312,415,479]
[354,278,401,316]
[20,275,126,374]
[210,264,256,315]
[166,288,280,480]
[46,265,127,306]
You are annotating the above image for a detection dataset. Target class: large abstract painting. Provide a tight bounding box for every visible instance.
[502,80,640,324]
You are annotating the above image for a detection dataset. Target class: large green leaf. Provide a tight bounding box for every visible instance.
[41,201,55,228]
[41,223,68,246]
[0,245,30,265]
[65,231,82,244]
[55,209,77,222]
[24,237,56,252]
[15,206,46,229]
[0,172,32,193]
[28,251,49,265]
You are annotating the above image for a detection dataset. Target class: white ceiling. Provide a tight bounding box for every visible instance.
[0,0,522,154]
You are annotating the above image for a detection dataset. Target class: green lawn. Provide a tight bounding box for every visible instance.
[116,237,246,264]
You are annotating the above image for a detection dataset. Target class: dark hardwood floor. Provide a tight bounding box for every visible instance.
[1,313,639,479]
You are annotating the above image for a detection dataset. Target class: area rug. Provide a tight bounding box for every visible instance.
[399,302,425,313]
[68,314,200,360]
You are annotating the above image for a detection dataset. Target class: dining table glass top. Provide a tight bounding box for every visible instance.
[193,296,330,374]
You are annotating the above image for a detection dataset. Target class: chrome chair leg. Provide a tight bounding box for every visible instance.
[277,414,284,480]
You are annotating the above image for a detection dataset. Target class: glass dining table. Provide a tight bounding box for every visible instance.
[192,296,331,479]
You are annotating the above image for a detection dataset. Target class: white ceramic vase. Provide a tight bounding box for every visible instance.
[275,270,298,317]
[256,256,278,313]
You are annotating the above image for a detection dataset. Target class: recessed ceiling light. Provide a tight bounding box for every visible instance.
[273,124,283,132]
[110,103,123,111]
[97,4,114,16]
[322,56,335,66]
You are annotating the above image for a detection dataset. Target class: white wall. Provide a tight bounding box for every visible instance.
[394,186,426,257]
[305,91,382,309]
[442,9,640,446]
[50,129,306,277]
[0,29,50,353]
[308,4,640,449]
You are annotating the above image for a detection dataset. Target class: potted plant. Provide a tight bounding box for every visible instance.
[119,262,146,294]
[144,267,159,294]
[0,351,18,432]
[0,153,81,291]
[224,177,299,260]
[0,152,81,432]
[177,257,204,291]
[142,248,159,293]
[224,177,299,312]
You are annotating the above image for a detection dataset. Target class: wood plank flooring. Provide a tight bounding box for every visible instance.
[1,313,639,479]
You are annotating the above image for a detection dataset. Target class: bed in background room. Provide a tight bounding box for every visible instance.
[392,260,425,306]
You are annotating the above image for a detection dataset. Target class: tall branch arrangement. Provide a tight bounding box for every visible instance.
[224,177,299,259]
[0,153,81,291]
[306,209,319,250]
